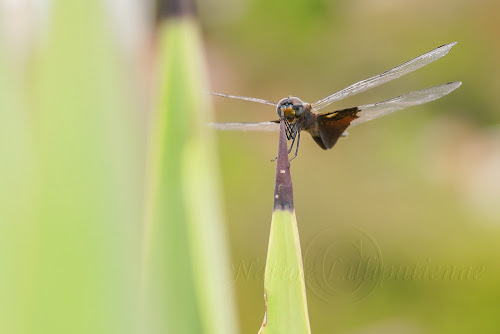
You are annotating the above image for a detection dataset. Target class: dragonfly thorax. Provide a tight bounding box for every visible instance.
[277,96,305,121]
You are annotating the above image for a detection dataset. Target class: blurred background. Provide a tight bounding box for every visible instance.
[1,0,500,333]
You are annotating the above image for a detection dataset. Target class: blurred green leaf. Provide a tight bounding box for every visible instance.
[0,1,141,334]
[142,17,238,334]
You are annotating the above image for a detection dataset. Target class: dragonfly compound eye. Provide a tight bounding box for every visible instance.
[294,105,304,117]
[277,100,296,118]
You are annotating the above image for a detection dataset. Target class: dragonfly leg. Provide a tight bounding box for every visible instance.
[287,133,297,154]
[285,120,293,140]
[289,130,301,162]
[287,122,301,154]
[272,130,295,162]
[272,131,295,162]
[273,121,300,162]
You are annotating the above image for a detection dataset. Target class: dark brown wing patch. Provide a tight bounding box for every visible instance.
[312,135,328,150]
[317,107,359,149]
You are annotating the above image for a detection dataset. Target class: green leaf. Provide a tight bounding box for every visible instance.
[141,18,238,334]
[260,119,311,333]
[0,1,141,333]
[260,210,311,334]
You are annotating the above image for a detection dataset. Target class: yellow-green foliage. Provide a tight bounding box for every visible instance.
[259,209,311,334]
[142,18,238,334]
[0,1,140,333]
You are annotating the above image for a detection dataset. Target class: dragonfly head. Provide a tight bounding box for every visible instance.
[277,97,304,122]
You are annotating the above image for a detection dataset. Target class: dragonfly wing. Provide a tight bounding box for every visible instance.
[208,92,276,106]
[209,121,280,131]
[350,81,462,127]
[315,107,360,149]
[311,42,457,111]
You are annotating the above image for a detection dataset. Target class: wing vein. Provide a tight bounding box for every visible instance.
[209,121,280,131]
[350,81,462,127]
[207,92,276,106]
[312,42,457,110]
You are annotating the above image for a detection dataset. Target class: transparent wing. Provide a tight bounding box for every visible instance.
[209,121,280,131]
[350,81,462,127]
[208,92,276,106]
[210,121,350,137]
[312,42,457,111]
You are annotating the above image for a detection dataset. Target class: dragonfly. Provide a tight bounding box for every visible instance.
[210,42,461,160]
